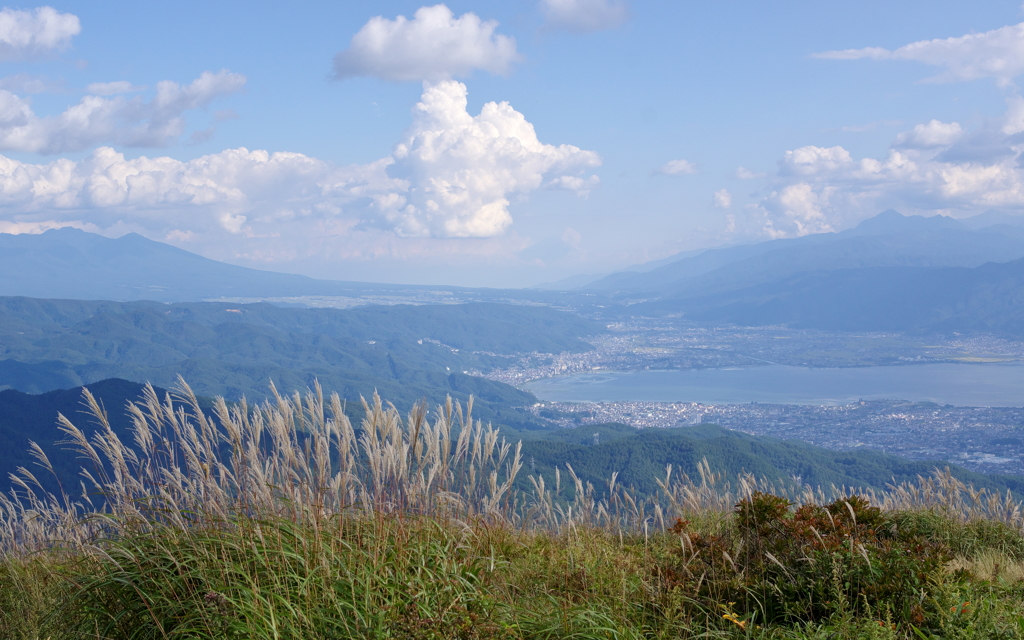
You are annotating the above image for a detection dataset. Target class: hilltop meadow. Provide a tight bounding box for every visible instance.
[5,380,1024,639]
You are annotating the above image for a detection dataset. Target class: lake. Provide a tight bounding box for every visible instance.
[523,363,1024,407]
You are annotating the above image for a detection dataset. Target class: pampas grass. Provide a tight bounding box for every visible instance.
[3,378,1024,639]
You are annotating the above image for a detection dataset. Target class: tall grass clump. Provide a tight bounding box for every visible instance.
[3,378,1024,638]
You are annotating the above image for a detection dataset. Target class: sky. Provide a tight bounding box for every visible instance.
[0,1,1022,287]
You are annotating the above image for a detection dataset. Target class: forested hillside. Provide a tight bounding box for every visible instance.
[506,422,1024,497]
[0,379,172,498]
[0,297,602,417]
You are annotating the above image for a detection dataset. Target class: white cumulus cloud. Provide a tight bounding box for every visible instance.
[379,80,601,236]
[1002,95,1024,134]
[0,146,337,215]
[815,21,1024,86]
[778,145,853,176]
[333,5,520,82]
[0,6,79,61]
[539,0,628,33]
[743,101,1024,238]
[0,81,600,242]
[656,159,697,175]
[760,183,834,237]
[0,70,245,153]
[893,119,963,148]
[713,188,731,208]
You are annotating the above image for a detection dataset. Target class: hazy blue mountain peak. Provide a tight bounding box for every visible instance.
[845,210,967,236]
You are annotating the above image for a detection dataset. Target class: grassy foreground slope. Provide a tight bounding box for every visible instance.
[5,383,1024,639]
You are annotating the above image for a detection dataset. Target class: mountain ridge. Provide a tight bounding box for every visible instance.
[643,257,1024,335]
[0,227,464,302]
[584,211,1024,297]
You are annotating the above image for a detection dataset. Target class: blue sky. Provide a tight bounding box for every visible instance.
[0,0,1022,286]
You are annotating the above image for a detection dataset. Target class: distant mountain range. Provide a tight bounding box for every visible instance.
[656,258,1024,334]
[0,227,467,302]
[585,210,1024,297]
[0,227,360,301]
[555,210,1024,336]
[6,212,1024,337]
[0,227,597,312]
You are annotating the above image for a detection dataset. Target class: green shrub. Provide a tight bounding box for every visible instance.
[659,492,951,630]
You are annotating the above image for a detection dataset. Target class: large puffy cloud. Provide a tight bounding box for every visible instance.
[748,105,1024,237]
[0,81,599,241]
[0,6,79,60]
[0,70,245,154]
[816,21,1024,86]
[377,80,600,236]
[539,0,628,33]
[333,5,519,82]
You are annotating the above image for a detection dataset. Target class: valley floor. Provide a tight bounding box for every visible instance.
[484,322,1024,386]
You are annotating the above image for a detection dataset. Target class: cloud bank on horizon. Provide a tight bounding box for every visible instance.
[753,106,1024,238]
[0,80,599,241]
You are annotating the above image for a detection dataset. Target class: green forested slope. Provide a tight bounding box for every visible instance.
[505,422,1024,497]
[0,297,601,413]
[0,379,170,498]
